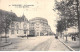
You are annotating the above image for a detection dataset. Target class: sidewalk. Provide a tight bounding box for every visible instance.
[48,36,70,51]
[59,37,80,51]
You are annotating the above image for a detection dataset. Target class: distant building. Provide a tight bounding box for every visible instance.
[29,17,52,36]
[8,14,29,38]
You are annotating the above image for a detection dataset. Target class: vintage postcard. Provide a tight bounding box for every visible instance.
[0,0,80,51]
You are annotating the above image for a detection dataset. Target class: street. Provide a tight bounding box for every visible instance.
[0,36,70,51]
[31,36,70,51]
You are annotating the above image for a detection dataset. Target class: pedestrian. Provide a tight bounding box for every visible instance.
[74,36,76,41]
[72,36,76,41]
[72,36,74,41]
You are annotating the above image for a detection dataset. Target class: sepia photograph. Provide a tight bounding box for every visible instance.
[0,0,80,51]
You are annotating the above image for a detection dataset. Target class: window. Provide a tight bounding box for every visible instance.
[16,23,19,29]
[37,32,39,36]
[11,23,14,27]
[6,31,9,34]
[11,30,14,34]
[24,30,26,34]
[17,30,18,34]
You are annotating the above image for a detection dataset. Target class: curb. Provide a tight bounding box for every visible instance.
[58,39,75,51]
[0,42,12,47]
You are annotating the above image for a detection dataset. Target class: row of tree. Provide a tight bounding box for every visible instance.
[55,0,80,38]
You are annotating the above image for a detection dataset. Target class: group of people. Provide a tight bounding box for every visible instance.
[71,35,76,41]
[54,34,77,41]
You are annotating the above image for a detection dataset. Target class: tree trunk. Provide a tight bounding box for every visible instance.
[65,35,68,42]
[5,29,7,43]
[63,34,64,40]
[60,32,62,38]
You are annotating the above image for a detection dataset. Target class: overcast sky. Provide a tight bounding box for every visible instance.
[0,0,61,33]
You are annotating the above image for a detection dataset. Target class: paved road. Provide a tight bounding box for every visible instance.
[0,36,70,51]
[31,36,70,51]
[0,36,51,51]
[48,37,70,51]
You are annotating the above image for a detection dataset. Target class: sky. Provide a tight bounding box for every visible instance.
[0,0,60,33]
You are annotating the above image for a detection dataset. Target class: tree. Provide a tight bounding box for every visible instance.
[55,0,80,42]
[57,19,66,37]
[55,0,78,27]
[55,0,78,33]
[0,9,17,42]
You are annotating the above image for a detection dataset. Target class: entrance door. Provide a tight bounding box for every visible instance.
[36,32,39,36]
[24,30,26,34]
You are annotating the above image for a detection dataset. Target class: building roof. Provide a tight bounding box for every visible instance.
[0,9,29,23]
[21,14,29,22]
[13,14,29,22]
[29,17,47,22]
[13,17,22,22]
[29,17,48,24]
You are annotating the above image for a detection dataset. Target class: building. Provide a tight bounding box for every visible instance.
[29,17,52,36]
[8,14,29,38]
[0,10,29,38]
[0,10,52,38]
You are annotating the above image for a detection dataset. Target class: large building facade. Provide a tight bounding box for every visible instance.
[2,16,52,38]
[29,17,52,36]
[8,15,29,38]
[0,10,53,38]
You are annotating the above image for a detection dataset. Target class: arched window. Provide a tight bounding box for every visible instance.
[23,23,27,29]
[16,23,19,29]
